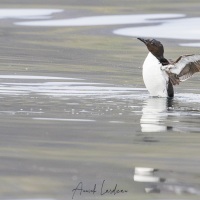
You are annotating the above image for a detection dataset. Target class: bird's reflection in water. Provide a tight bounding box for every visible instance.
[140,97,174,132]
[133,167,200,195]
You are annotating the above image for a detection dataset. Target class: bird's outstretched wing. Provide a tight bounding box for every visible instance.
[161,54,200,85]
[175,54,200,81]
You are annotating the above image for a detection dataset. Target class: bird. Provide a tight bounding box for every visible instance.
[137,37,200,98]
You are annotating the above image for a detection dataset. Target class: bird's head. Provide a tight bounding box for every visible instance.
[137,38,164,59]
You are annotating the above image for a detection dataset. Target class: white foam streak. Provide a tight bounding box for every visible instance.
[15,14,184,26]
[0,9,62,19]
[176,93,200,103]
[33,118,95,122]
[180,43,200,47]
[0,75,82,80]
[1,9,198,44]
[114,17,200,40]
[0,75,145,98]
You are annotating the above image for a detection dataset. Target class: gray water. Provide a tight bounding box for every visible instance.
[0,1,200,200]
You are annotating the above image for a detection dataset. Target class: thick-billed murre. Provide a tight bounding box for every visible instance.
[138,37,200,98]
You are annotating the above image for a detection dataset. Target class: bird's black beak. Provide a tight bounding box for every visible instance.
[137,38,149,45]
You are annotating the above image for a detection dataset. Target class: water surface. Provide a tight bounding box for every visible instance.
[0,1,200,200]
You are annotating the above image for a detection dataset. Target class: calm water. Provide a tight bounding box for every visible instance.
[0,1,200,200]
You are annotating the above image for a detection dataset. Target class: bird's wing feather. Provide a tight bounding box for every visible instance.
[161,54,200,85]
[174,54,200,81]
[168,73,180,85]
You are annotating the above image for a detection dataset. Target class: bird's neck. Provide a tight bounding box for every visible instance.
[146,52,169,66]
[145,52,159,65]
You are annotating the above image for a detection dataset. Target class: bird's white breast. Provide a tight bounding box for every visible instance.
[142,52,169,97]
